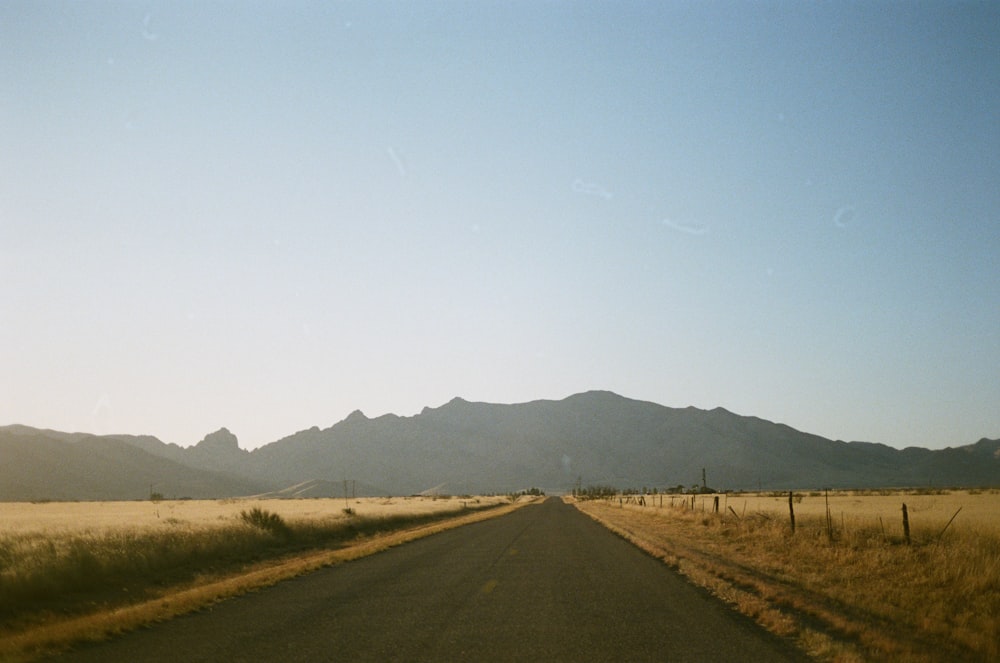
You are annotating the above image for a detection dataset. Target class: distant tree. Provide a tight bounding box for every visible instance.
[578,484,617,500]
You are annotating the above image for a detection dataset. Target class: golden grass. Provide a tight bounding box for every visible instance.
[0,495,498,536]
[706,489,998,536]
[0,495,532,662]
[573,490,1000,663]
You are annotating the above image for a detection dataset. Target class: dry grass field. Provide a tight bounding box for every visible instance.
[706,490,997,536]
[574,489,1000,663]
[0,495,503,536]
[0,495,519,661]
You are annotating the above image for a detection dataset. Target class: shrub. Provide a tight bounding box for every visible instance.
[239,508,290,537]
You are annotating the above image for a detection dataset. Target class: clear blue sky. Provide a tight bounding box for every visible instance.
[2,1,998,450]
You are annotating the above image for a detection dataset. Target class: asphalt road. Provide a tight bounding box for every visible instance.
[48,498,806,662]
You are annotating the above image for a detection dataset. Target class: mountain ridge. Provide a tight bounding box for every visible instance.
[2,391,997,499]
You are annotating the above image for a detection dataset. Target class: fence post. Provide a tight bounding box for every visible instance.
[902,503,910,544]
[713,495,719,513]
[936,507,962,543]
[825,490,833,541]
[788,491,796,533]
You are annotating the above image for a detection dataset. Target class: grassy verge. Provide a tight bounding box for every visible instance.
[0,498,535,662]
[572,497,1000,662]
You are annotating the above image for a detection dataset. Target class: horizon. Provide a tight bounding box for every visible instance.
[3,3,998,453]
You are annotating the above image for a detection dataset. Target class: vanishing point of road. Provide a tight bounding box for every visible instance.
[48,498,806,662]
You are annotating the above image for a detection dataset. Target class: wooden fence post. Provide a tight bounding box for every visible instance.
[936,507,962,543]
[902,503,910,545]
[788,491,796,533]
[825,489,833,541]
[713,496,719,513]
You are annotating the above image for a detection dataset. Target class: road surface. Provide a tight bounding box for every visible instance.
[48,498,806,662]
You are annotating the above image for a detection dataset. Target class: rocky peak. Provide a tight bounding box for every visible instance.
[195,427,242,453]
[344,409,369,424]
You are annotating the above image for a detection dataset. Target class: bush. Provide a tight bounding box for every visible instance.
[240,508,290,537]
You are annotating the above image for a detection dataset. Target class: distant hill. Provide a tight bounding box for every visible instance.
[0,427,267,501]
[2,391,998,500]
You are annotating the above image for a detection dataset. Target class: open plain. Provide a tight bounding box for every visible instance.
[3,491,997,661]
[0,495,502,536]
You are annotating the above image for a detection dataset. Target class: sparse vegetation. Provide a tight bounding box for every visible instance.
[507,487,545,503]
[573,489,1000,662]
[573,485,617,500]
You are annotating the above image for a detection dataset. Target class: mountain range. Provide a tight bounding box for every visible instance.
[2,391,998,500]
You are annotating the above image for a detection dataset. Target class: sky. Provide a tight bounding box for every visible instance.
[2,1,998,451]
